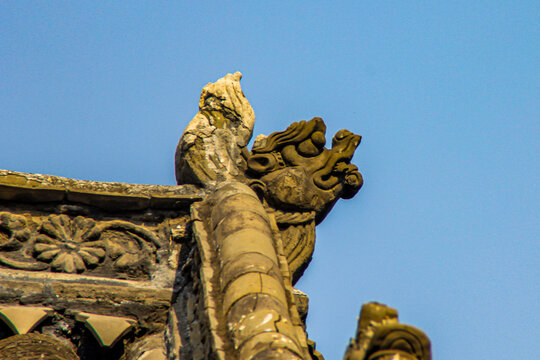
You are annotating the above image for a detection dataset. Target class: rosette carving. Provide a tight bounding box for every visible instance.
[33,216,163,276]
[34,215,105,273]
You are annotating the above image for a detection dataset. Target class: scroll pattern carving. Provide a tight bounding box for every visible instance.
[247,117,363,218]
[0,212,177,279]
[0,213,31,251]
[0,213,46,271]
[344,303,431,360]
[100,222,161,275]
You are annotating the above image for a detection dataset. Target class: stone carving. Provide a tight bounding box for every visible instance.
[98,221,163,276]
[0,73,434,360]
[247,117,362,221]
[274,215,316,283]
[0,213,43,271]
[175,71,255,187]
[175,74,362,221]
[0,172,198,359]
[0,212,166,279]
[0,213,31,251]
[344,303,431,360]
[0,213,70,272]
[175,73,363,283]
[34,215,105,273]
[247,118,362,281]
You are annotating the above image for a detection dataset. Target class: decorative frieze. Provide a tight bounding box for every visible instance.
[0,170,202,359]
[0,212,187,280]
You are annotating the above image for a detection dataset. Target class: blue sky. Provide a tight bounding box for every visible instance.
[1,2,539,359]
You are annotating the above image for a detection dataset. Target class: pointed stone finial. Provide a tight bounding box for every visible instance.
[175,72,255,187]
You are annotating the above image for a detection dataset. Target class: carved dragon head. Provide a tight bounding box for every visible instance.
[175,73,364,282]
[246,117,363,223]
[175,75,363,224]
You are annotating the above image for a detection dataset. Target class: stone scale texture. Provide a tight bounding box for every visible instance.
[0,73,430,359]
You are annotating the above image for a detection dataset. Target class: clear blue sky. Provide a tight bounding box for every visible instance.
[1,2,539,359]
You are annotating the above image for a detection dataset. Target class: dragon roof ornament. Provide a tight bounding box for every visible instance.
[175,72,364,283]
[0,72,430,360]
[175,72,363,224]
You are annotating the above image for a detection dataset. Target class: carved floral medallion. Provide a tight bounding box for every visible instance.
[34,215,105,273]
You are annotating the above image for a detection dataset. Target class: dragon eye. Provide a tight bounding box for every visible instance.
[335,130,348,140]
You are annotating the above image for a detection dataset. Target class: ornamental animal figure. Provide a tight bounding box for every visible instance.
[175,72,363,283]
[245,117,362,281]
[247,117,362,223]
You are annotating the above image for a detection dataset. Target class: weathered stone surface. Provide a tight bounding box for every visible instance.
[174,74,363,286]
[0,169,205,208]
[211,193,270,230]
[0,211,184,283]
[137,349,167,360]
[248,118,362,283]
[120,333,167,360]
[174,215,228,360]
[291,288,309,323]
[343,303,431,360]
[278,220,316,283]
[228,308,281,346]
[223,272,268,314]
[213,210,273,241]
[238,332,303,360]
[0,269,172,329]
[307,339,325,360]
[193,182,311,360]
[252,348,303,360]
[0,333,80,359]
[175,72,255,187]
[220,229,279,265]
[220,252,281,291]
[248,117,362,220]
[226,294,285,324]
